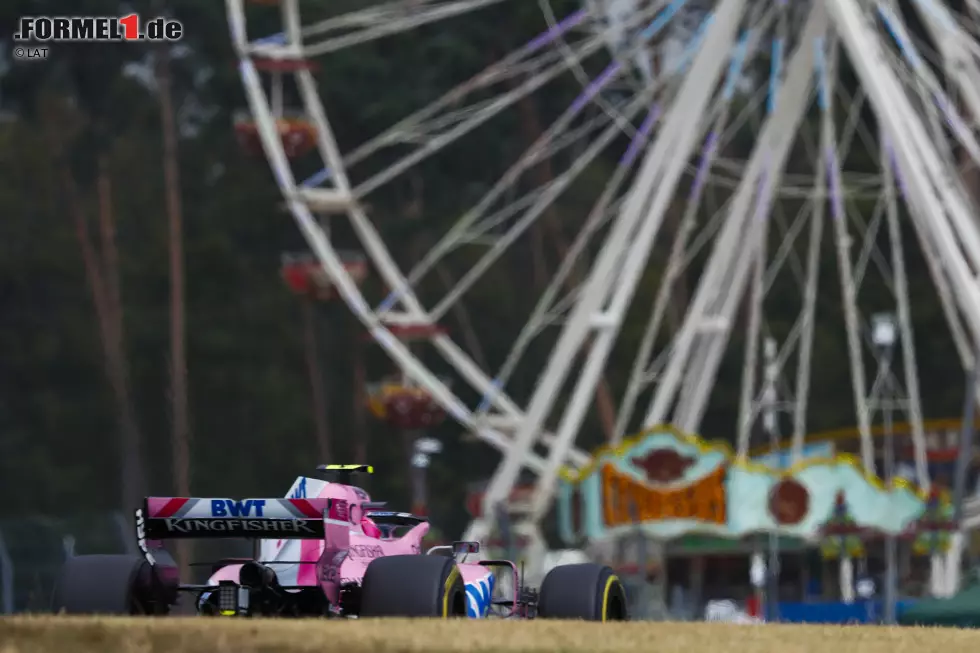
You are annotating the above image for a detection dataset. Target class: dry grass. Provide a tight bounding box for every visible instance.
[2,616,980,653]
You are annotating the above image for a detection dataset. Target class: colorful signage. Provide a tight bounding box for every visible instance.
[751,442,834,470]
[600,463,727,528]
[557,428,935,544]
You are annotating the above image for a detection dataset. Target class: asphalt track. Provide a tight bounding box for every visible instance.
[3,617,980,653]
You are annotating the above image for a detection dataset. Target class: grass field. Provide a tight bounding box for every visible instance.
[3,617,980,653]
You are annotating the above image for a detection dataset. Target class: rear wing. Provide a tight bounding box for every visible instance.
[141,497,347,539]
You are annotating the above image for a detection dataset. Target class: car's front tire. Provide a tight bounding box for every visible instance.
[538,563,628,621]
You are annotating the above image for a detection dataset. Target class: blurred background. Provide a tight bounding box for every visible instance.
[0,0,978,624]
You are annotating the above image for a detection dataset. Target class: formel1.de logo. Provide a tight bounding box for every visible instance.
[13,14,183,43]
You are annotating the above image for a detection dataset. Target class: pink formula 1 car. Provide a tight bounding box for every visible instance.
[53,465,628,620]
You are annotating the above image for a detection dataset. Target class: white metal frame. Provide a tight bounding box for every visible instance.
[644,3,828,433]
[228,0,687,552]
[512,0,752,531]
[229,0,980,589]
[229,0,597,480]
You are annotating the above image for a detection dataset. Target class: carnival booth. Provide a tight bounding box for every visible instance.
[556,425,964,621]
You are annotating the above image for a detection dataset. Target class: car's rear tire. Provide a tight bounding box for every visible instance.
[53,554,165,615]
[359,555,466,618]
[538,563,628,621]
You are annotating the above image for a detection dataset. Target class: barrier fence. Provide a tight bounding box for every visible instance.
[0,513,136,613]
[0,512,266,614]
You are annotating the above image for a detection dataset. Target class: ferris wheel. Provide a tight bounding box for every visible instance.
[226,0,980,578]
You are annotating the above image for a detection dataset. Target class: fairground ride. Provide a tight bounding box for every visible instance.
[227,0,980,592]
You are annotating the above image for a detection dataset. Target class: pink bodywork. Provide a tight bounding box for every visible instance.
[206,480,490,599]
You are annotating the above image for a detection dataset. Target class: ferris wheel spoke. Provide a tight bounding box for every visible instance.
[255,6,600,470]
[234,30,570,472]
[294,0,517,57]
[613,200,709,439]
[968,0,980,23]
[330,51,608,326]
[831,0,980,479]
[618,22,773,428]
[344,12,591,167]
[432,334,593,466]
[880,141,930,488]
[914,77,960,168]
[735,217,768,456]
[645,2,827,431]
[674,214,768,429]
[479,136,652,417]
[230,52,560,472]
[457,182,568,250]
[232,0,980,562]
[428,88,658,322]
[874,74,980,272]
[678,176,793,425]
[878,3,980,173]
[350,41,607,198]
[822,100,904,292]
[849,194,899,295]
[843,206,950,373]
[819,31,880,472]
[892,156,976,373]
[518,0,754,525]
[301,0,498,33]
[463,2,747,541]
[613,70,754,440]
[349,2,669,198]
[892,143,976,369]
[395,112,614,289]
[454,112,625,244]
[763,199,817,293]
[537,0,672,139]
[789,72,832,455]
[832,0,980,342]
[847,196,885,287]
[396,70,667,298]
[442,17,722,318]
[453,191,546,248]
[904,0,980,125]
[756,24,811,293]
[833,87,879,175]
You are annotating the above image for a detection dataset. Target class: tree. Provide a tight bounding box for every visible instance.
[301,300,332,463]
[42,86,148,513]
[154,42,192,569]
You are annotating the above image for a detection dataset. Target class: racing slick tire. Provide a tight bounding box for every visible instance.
[359,555,466,618]
[538,563,628,621]
[53,554,166,615]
